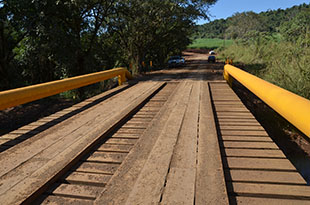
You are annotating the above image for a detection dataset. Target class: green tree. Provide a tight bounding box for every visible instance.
[0,0,216,93]
[280,8,310,46]
[226,12,268,39]
[110,0,216,73]
[0,1,34,89]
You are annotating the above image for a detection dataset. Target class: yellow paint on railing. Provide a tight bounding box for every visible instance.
[224,64,310,138]
[0,67,132,111]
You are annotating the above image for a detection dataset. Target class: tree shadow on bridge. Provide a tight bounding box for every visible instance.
[0,83,136,153]
[141,60,225,82]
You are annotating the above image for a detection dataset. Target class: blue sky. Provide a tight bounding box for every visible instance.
[197,0,310,24]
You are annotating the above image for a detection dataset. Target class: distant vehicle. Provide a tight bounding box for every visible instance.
[209,50,216,55]
[168,56,185,67]
[208,55,216,63]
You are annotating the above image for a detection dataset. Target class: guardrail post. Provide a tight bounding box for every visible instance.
[118,73,126,86]
[118,75,122,86]
[223,69,233,87]
[150,61,153,72]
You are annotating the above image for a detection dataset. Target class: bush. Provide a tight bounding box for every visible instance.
[220,37,310,99]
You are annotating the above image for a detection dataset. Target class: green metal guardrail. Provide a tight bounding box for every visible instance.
[0,67,132,111]
[224,64,310,138]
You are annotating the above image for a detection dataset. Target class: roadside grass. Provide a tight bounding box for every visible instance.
[188,38,233,49]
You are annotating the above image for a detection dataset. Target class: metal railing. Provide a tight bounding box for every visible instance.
[0,67,132,111]
[224,64,310,138]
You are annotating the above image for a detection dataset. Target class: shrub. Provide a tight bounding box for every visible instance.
[220,38,310,99]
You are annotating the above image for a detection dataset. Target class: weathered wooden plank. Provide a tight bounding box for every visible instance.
[111,133,140,139]
[40,195,93,205]
[50,184,101,200]
[222,141,278,149]
[143,102,165,107]
[74,162,119,175]
[195,82,229,204]
[217,115,256,119]
[225,158,296,170]
[87,152,127,164]
[221,130,268,136]
[161,168,195,204]
[235,196,310,204]
[218,118,258,122]
[96,144,132,153]
[221,136,272,142]
[134,112,157,116]
[229,182,310,198]
[161,82,200,204]
[105,138,137,145]
[220,125,265,131]
[224,148,285,158]
[116,128,145,134]
[212,97,240,101]
[170,82,199,169]
[139,107,161,112]
[223,141,279,149]
[213,99,241,102]
[122,122,149,127]
[65,172,111,186]
[218,121,261,126]
[124,83,192,204]
[226,169,306,184]
[127,118,153,122]
[217,112,255,117]
[213,101,244,106]
[215,107,249,112]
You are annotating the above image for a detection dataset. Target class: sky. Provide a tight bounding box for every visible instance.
[197,0,310,24]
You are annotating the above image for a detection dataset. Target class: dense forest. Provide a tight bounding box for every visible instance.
[0,0,216,95]
[193,3,310,99]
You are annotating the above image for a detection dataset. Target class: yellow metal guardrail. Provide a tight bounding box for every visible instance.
[0,67,132,111]
[224,64,310,138]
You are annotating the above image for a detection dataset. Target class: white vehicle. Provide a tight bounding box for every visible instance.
[209,50,216,55]
[168,56,185,67]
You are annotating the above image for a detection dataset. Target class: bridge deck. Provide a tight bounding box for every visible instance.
[0,52,309,204]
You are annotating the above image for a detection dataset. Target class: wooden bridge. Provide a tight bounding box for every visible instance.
[0,52,310,204]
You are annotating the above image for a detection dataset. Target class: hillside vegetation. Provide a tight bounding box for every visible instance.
[194,3,310,40]
[195,3,310,99]
[188,38,233,49]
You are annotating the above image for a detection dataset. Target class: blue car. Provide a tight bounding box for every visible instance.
[208,55,216,63]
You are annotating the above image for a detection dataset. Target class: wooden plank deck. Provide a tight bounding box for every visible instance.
[95,81,229,204]
[209,81,310,204]
[97,80,310,204]
[1,70,309,204]
[0,82,165,204]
